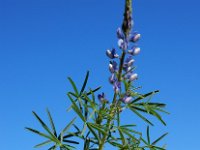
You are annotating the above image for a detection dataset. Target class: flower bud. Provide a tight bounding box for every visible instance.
[128,47,140,56]
[109,61,118,73]
[98,93,107,103]
[109,74,116,84]
[130,33,141,42]
[129,73,138,81]
[122,95,132,103]
[106,48,119,59]
[117,28,124,39]
[118,39,128,50]
[113,81,121,93]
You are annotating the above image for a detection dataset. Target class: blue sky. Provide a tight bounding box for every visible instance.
[0,0,200,149]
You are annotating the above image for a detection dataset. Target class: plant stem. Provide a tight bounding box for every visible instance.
[99,1,132,149]
[99,51,126,150]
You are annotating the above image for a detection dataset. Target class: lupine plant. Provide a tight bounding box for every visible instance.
[26,0,168,149]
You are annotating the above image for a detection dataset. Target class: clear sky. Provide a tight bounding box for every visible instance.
[0,0,200,149]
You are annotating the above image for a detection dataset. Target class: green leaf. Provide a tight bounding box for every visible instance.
[139,102,166,108]
[61,144,75,150]
[34,140,52,148]
[63,132,79,139]
[129,107,154,126]
[68,77,79,96]
[68,92,78,98]
[46,109,57,137]
[120,124,136,128]
[87,123,100,142]
[25,127,53,141]
[80,71,89,95]
[109,141,123,148]
[48,145,57,150]
[86,86,101,96]
[81,123,87,136]
[62,117,76,134]
[63,139,79,144]
[150,109,166,126]
[118,128,126,145]
[68,93,86,122]
[152,133,168,145]
[88,123,107,135]
[131,90,159,104]
[83,137,90,150]
[119,127,139,141]
[32,111,60,143]
[147,126,150,144]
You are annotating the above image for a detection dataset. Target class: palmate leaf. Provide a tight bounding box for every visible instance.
[26,110,79,149]
[67,86,101,113]
[32,111,60,144]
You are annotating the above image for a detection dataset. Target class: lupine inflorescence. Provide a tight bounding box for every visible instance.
[101,17,141,104]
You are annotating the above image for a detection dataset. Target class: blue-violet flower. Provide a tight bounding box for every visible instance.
[128,47,140,56]
[106,48,119,59]
[109,61,118,73]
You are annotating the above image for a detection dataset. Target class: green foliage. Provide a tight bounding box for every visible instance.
[25,109,79,150]
[26,70,168,149]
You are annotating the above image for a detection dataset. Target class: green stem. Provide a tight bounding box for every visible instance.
[99,51,126,150]
[99,1,133,149]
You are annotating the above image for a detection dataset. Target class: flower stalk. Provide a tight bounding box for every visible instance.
[99,1,133,149]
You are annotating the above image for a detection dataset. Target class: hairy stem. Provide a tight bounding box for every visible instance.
[99,51,126,150]
[99,1,133,149]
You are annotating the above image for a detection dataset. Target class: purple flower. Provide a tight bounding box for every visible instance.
[123,66,132,73]
[128,47,140,56]
[117,28,124,39]
[124,56,135,67]
[123,56,134,72]
[118,39,128,51]
[109,61,118,73]
[109,73,116,84]
[129,33,141,42]
[125,73,138,82]
[106,48,119,59]
[121,95,132,103]
[98,92,106,103]
[113,81,121,93]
